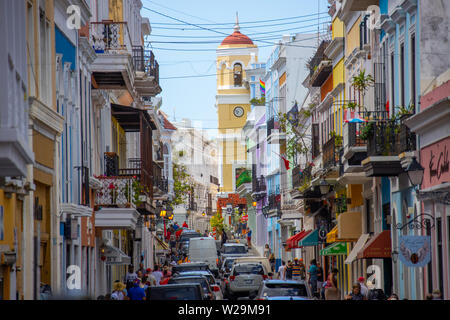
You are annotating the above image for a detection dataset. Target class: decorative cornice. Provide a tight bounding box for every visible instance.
[29,97,64,135]
[60,203,93,217]
[380,15,396,34]
[404,97,450,137]
[391,6,407,25]
[401,0,417,15]
[78,36,97,67]
[324,37,344,61]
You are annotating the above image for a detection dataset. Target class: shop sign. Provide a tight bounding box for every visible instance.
[421,137,450,189]
[398,236,431,267]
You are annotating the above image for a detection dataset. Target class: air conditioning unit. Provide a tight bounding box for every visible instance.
[102,230,113,246]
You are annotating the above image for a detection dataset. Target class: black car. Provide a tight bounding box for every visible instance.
[172,262,212,274]
[147,283,205,300]
[168,276,214,300]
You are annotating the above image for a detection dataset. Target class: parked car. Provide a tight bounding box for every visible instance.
[227,263,268,299]
[172,262,212,274]
[146,283,205,300]
[252,280,314,300]
[188,237,219,276]
[168,276,214,300]
[232,256,272,275]
[171,271,223,300]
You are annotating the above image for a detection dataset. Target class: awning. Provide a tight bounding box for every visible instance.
[357,230,391,259]
[320,242,348,256]
[298,229,319,247]
[345,234,370,264]
[286,230,310,249]
[103,245,131,265]
[326,226,338,243]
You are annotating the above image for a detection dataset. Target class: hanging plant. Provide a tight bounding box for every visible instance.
[344,101,359,110]
[359,122,374,140]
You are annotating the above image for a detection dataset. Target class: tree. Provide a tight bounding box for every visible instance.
[351,69,374,108]
[210,213,225,236]
[170,162,192,207]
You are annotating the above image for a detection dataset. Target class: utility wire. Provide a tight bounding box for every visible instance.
[149,12,329,26]
[142,6,326,49]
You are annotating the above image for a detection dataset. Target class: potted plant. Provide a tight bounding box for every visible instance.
[359,122,374,141]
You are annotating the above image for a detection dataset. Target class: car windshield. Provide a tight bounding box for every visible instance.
[173,265,209,273]
[262,283,308,297]
[149,287,201,300]
[176,273,215,285]
[233,264,264,276]
[169,278,209,292]
[179,233,202,242]
[224,246,246,254]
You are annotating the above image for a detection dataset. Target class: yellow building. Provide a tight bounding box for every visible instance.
[216,16,258,193]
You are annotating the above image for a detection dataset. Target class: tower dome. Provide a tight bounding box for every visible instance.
[220,13,254,46]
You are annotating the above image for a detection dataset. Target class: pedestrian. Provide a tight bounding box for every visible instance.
[298,258,306,280]
[277,261,286,280]
[246,228,252,248]
[182,221,189,228]
[151,265,163,285]
[367,288,386,300]
[269,253,276,273]
[357,276,369,298]
[221,230,228,247]
[291,258,302,281]
[104,293,112,300]
[308,259,318,296]
[124,265,137,288]
[426,294,433,300]
[285,260,293,280]
[173,222,180,230]
[159,270,171,285]
[316,262,324,290]
[169,233,176,249]
[203,230,208,237]
[345,283,366,300]
[146,269,157,287]
[325,268,340,300]
[111,281,126,300]
[263,244,271,259]
[127,279,146,300]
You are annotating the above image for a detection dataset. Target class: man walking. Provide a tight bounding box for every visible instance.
[308,259,319,295]
[277,261,286,280]
[246,227,252,248]
[292,258,302,281]
[285,260,293,280]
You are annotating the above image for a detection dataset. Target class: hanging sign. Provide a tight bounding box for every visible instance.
[398,235,431,267]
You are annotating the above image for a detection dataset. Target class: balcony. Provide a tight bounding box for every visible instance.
[152,162,168,198]
[292,164,312,190]
[342,121,367,175]
[323,137,339,170]
[308,40,332,87]
[132,46,161,97]
[236,169,252,197]
[362,117,416,177]
[251,176,267,201]
[268,192,281,216]
[90,21,135,90]
[95,176,136,207]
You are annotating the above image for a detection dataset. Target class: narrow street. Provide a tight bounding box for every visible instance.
[0,0,449,302]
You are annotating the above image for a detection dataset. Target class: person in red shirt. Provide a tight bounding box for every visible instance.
[182,221,188,228]
[159,270,172,285]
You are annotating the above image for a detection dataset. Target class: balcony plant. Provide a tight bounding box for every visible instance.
[330,131,343,148]
[351,70,374,106]
[250,96,266,106]
[343,101,359,110]
[359,122,374,140]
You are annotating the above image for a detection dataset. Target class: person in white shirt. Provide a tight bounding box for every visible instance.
[124,265,137,284]
[277,261,287,280]
[151,265,163,285]
[358,277,369,298]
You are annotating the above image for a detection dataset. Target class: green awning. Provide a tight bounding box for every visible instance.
[320,242,348,256]
[298,229,319,247]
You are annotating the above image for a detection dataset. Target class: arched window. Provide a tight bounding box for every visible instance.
[233,63,242,86]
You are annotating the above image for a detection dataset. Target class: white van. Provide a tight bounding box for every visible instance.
[188,237,219,276]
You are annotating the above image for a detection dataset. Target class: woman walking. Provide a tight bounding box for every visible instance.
[325,268,341,300]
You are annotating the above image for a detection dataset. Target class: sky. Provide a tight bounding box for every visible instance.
[141,0,330,138]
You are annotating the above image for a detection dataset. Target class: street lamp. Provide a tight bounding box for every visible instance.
[319,179,330,195]
[406,157,425,187]
[252,201,257,207]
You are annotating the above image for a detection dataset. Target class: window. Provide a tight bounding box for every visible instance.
[400,44,405,107]
[410,35,416,110]
[390,53,395,113]
[436,217,444,294]
[233,63,242,86]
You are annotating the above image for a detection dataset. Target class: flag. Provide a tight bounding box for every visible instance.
[287,102,298,126]
[260,79,265,95]
[273,151,290,170]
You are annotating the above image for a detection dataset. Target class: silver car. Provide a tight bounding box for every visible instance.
[227,263,268,299]
[252,280,315,300]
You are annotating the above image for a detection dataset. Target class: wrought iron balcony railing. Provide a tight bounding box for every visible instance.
[252,176,267,194]
[90,21,132,54]
[365,118,416,157]
[268,193,281,211]
[152,162,168,193]
[323,136,338,169]
[95,176,136,207]
[132,46,159,83]
[292,164,312,189]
